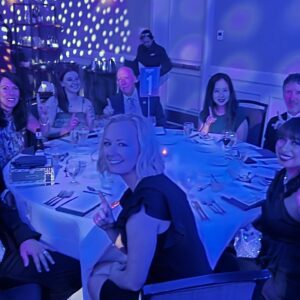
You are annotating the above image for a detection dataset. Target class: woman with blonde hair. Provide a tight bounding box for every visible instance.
[88,114,211,300]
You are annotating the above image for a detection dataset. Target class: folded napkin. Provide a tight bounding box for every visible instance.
[12,155,47,169]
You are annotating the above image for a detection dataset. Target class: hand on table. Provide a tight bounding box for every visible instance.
[20,239,55,273]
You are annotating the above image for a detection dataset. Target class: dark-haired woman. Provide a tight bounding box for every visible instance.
[0,73,44,168]
[255,117,300,299]
[199,73,248,141]
[41,69,95,137]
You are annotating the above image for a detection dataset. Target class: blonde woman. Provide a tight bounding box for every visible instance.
[88,114,211,300]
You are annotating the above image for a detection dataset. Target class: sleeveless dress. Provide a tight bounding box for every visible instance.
[100,174,211,300]
[255,169,300,299]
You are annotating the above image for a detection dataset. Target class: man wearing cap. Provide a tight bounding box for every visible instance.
[133,29,172,77]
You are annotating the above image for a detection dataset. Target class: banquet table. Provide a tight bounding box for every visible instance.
[3,129,280,300]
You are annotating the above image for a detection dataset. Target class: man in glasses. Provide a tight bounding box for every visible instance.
[134,29,172,78]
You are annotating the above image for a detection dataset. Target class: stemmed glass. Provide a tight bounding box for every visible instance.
[66,157,81,184]
[183,122,194,140]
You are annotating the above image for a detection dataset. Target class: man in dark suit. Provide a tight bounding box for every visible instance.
[263,73,300,152]
[0,171,81,299]
[103,66,166,127]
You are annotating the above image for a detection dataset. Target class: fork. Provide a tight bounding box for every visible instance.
[201,199,225,214]
[44,191,66,205]
[191,200,209,221]
[48,191,74,206]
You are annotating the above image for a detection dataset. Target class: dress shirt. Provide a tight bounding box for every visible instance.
[123,89,142,115]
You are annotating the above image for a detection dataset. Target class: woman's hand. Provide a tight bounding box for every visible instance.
[205,106,217,125]
[20,239,55,273]
[67,113,80,131]
[93,192,115,230]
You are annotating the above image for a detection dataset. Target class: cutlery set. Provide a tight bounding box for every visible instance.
[44,190,77,207]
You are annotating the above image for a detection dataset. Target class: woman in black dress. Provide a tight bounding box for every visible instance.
[88,114,211,300]
[256,117,300,300]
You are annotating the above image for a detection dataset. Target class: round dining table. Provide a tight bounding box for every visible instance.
[3,128,280,300]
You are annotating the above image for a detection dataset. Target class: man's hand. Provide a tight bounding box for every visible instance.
[103,99,114,116]
[20,239,55,273]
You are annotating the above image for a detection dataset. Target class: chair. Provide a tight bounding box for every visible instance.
[0,283,41,300]
[142,269,271,300]
[237,100,268,147]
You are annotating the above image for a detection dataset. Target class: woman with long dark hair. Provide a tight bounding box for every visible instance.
[39,67,95,137]
[0,72,43,168]
[199,73,248,140]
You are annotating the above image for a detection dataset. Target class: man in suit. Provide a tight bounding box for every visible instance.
[263,73,300,152]
[0,171,81,299]
[103,66,166,127]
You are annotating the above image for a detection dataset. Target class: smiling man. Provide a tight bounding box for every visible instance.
[103,66,166,127]
[264,73,300,152]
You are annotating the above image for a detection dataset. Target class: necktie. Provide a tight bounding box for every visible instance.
[127,97,138,114]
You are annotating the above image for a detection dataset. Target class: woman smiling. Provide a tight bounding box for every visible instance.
[88,114,211,300]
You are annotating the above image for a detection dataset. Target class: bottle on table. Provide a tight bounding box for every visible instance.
[34,128,44,155]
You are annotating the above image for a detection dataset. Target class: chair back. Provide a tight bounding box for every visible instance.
[238,100,268,146]
[142,269,270,300]
[0,284,41,300]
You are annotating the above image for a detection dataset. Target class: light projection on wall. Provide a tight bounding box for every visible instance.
[0,0,131,63]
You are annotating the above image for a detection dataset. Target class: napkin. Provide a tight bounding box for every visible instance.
[11,155,47,169]
[56,192,100,216]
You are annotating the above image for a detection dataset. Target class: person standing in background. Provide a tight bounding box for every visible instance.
[133,29,172,78]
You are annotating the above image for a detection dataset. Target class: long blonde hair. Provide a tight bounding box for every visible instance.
[97,114,165,180]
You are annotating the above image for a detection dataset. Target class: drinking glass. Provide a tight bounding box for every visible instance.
[77,127,89,145]
[183,122,194,139]
[148,116,157,127]
[66,157,81,184]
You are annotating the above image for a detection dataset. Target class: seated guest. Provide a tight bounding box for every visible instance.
[255,117,300,299]
[0,73,47,168]
[0,171,81,299]
[198,73,248,141]
[38,68,95,138]
[263,73,300,152]
[88,114,211,300]
[103,66,166,127]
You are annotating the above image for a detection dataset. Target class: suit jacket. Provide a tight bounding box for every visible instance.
[109,92,166,127]
[263,112,288,153]
[0,172,40,254]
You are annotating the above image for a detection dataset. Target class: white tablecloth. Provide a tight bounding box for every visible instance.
[3,130,280,299]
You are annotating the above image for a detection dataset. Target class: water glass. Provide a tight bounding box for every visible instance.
[66,157,81,184]
[183,122,194,138]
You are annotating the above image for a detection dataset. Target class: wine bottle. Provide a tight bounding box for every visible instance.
[34,128,44,155]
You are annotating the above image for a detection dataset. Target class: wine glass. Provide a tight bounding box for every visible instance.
[183,122,194,140]
[66,157,81,184]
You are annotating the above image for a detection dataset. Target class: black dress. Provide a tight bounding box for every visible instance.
[255,169,300,299]
[100,174,211,300]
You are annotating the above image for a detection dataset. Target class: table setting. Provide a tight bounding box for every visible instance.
[3,127,281,298]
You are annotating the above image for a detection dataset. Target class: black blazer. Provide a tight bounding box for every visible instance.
[0,172,40,253]
[263,112,288,152]
[109,92,166,127]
